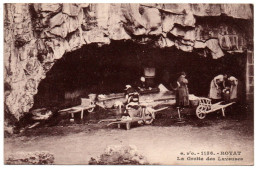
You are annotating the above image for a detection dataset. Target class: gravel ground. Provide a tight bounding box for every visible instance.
[4,106,254,165]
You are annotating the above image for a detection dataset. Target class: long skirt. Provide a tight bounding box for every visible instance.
[177,86,189,107]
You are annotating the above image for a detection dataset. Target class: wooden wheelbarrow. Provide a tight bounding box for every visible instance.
[59,98,96,122]
[99,106,168,130]
[195,97,235,119]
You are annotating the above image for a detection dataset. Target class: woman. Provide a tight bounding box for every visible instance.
[208,74,227,102]
[176,72,189,107]
[228,76,239,102]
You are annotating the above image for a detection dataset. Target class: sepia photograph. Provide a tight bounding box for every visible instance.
[2,2,254,165]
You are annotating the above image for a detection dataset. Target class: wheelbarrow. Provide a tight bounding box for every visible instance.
[195,97,235,119]
[99,104,168,130]
[59,98,96,122]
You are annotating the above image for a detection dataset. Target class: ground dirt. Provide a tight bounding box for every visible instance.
[4,106,254,165]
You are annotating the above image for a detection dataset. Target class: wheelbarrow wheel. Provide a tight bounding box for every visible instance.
[88,107,95,113]
[87,102,95,113]
[144,112,154,125]
[196,105,206,119]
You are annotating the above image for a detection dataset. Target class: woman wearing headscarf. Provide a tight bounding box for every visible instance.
[176,72,189,107]
[208,74,227,102]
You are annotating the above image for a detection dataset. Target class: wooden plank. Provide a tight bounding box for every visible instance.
[59,105,95,113]
[205,102,235,113]
[98,119,121,123]
[107,117,142,126]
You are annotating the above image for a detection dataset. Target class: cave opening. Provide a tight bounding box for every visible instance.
[32,40,247,110]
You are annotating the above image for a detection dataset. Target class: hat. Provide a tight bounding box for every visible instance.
[125,85,131,90]
[180,72,186,76]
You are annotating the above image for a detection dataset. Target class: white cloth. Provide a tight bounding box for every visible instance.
[229,76,238,99]
[158,84,169,92]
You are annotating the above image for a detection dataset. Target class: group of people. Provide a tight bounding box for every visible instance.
[172,72,239,108]
[209,74,239,103]
[123,72,239,113]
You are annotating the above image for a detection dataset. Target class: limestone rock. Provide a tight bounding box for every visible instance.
[3,3,253,124]
[162,14,175,33]
[49,23,68,38]
[141,7,162,34]
[31,108,53,120]
[206,39,224,59]
[49,13,67,28]
[194,40,207,48]
[25,78,38,95]
[36,3,61,13]
[45,38,69,60]
[174,39,193,52]
[89,145,149,165]
[221,4,252,19]
[191,4,222,16]
[170,27,186,37]
[82,29,110,45]
[108,23,131,40]
[95,4,110,29]
[157,36,175,48]
[6,151,54,165]
[62,3,81,16]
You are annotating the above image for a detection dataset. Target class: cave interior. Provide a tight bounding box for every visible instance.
[33,39,247,109]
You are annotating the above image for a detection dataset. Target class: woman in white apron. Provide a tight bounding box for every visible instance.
[209,74,227,101]
[228,76,238,101]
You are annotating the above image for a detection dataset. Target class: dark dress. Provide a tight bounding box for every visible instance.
[125,87,139,104]
[176,75,189,107]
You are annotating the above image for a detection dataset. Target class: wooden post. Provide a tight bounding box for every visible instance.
[70,113,75,122]
[222,108,225,117]
[81,109,84,120]
[119,104,122,114]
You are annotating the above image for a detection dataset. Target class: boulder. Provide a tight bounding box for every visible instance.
[31,108,53,120]
[89,145,149,165]
[5,151,54,165]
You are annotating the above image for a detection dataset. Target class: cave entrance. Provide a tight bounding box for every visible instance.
[32,40,247,109]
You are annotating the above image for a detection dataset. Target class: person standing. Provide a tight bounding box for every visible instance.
[137,77,146,91]
[228,76,239,102]
[176,72,189,107]
[208,74,227,102]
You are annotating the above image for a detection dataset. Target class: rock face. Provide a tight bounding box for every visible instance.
[4,3,253,122]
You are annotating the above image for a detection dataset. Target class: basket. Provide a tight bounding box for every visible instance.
[144,67,156,77]
[81,98,92,106]
[88,94,97,101]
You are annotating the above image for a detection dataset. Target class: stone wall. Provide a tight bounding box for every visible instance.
[4,3,253,122]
